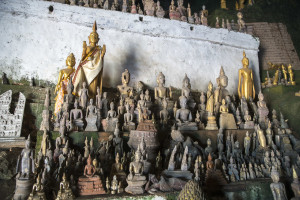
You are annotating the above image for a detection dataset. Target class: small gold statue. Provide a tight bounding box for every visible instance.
[282,65,288,82]
[56,173,75,200]
[221,0,227,9]
[288,64,296,85]
[238,51,255,100]
[28,174,47,200]
[73,21,106,99]
[54,53,75,116]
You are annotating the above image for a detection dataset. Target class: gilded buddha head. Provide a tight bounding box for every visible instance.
[208,81,213,91]
[157,72,165,86]
[242,51,249,68]
[66,53,76,67]
[88,21,99,47]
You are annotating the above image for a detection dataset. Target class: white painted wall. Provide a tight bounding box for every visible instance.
[0,0,260,94]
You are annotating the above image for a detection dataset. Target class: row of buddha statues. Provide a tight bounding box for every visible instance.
[14,103,300,200]
[262,63,296,88]
[220,0,254,11]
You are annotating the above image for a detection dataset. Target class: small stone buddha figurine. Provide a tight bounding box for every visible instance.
[194,13,200,24]
[56,125,69,151]
[79,82,89,110]
[144,89,151,102]
[175,96,197,130]
[85,99,98,131]
[215,66,229,107]
[155,0,165,18]
[124,103,134,126]
[219,99,237,129]
[244,132,251,156]
[206,81,214,115]
[187,3,194,24]
[181,74,196,109]
[113,125,124,157]
[118,69,133,99]
[288,64,296,85]
[200,5,208,26]
[86,99,97,118]
[205,138,213,157]
[70,99,84,131]
[291,166,300,200]
[28,175,46,200]
[56,173,75,200]
[16,135,35,179]
[160,97,169,125]
[107,102,117,119]
[237,12,246,32]
[137,93,147,109]
[257,125,267,148]
[111,175,119,194]
[257,91,269,128]
[125,147,147,194]
[270,166,288,200]
[96,87,102,110]
[118,99,125,116]
[155,72,170,101]
[238,51,255,100]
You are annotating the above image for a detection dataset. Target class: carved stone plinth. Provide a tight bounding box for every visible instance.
[128,121,159,162]
[125,179,147,194]
[85,116,98,131]
[77,175,106,196]
[102,118,118,132]
[219,113,237,129]
[162,170,193,180]
[13,178,34,200]
[244,121,254,129]
[206,115,218,130]
[169,11,181,20]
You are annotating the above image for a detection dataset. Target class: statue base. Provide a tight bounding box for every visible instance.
[78,175,106,196]
[162,170,193,180]
[206,115,218,130]
[128,121,159,162]
[219,113,237,129]
[102,118,118,132]
[125,179,147,194]
[85,115,98,132]
[13,178,34,200]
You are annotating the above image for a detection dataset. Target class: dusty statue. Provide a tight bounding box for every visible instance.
[73,21,106,99]
[238,51,255,100]
[54,53,76,116]
[118,69,133,98]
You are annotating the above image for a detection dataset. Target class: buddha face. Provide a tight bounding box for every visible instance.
[157,73,165,86]
[135,152,141,162]
[110,102,114,110]
[88,32,99,47]
[180,98,187,109]
[83,82,87,88]
[220,76,228,88]
[66,53,76,67]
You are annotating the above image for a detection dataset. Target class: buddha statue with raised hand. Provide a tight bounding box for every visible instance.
[73,21,106,99]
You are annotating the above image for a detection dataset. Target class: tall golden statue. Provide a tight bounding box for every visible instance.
[206,81,214,114]
[73,21,106,99]
[54,53,76,115]
[238,51,255,100]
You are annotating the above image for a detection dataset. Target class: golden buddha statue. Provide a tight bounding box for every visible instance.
[221,0,227,9]
[154,72,169,100]
[257,125,267,148]
[206,81,214,114]
[238,51,255,100]
[54,53,76,116]
[288,64,296,85]
[73,21,106,99]
[282,65,288,82]
[117,69,133,98]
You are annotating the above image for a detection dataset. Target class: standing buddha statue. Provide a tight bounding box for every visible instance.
[206,81,214,115]
[73,21,106,99]
[238,51,255,100]
[54,53,75,116]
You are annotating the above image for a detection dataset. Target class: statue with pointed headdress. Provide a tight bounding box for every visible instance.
[73,21,106,99]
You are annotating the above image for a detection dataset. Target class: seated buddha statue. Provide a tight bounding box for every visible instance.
[54,53,75,116]
[175,96,197,130]
[117,69,133,99]
[72,21,106,99]
[110,153,126,182]
[154,72,170,101]
[78,155,105,195]
[28,175,46,200]
[69,99,84,131]
[56,173,75,200]
[125,146,147,194]
[219,99,237,129]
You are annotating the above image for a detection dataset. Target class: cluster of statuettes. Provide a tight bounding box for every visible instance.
[13,65,300,200]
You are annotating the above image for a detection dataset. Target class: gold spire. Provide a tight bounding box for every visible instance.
[93,21,97,32]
